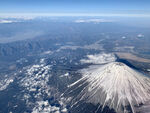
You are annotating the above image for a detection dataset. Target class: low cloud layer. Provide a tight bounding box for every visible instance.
[80,53,116,64]
[75,19,113,23]
[0,31,44,43]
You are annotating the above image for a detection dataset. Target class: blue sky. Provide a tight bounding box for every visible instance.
[0,0,150,16]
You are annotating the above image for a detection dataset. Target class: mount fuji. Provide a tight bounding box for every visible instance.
[67,54,150,113]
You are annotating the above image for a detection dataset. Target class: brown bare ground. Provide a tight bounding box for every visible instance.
[115,52,150,63]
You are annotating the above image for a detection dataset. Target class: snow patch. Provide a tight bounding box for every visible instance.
[42,51,53,55]
[0,77,14,91]
[18,59,69,113]
[60,73,69,78]
[147,69,150,72]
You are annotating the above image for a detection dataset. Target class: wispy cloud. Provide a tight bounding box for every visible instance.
[0,20,14,23]
[0,31,44,43]
[74,19,113,23]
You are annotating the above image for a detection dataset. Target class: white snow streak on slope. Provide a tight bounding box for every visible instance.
[69,53,150,113]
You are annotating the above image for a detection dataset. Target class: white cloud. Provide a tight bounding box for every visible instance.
[0,18,33,23]
[137,34,144,38]
[80,53,116,64]
[0,31,44,43]
[57,40,103,52]
[75,19,113,23]
[0,20,14,23]
[122,36,126,39]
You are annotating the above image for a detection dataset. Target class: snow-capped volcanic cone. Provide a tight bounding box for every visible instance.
[68,62,150,113]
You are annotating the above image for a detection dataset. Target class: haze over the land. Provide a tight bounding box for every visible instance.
[0,0,150,113]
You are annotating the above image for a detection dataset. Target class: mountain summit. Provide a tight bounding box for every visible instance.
[69,62,150,113]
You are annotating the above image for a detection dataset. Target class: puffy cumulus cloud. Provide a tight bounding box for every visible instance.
[122,36,127,39]
[80,53,116,64]
[74,19,113,23]
[137,34,144,38]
